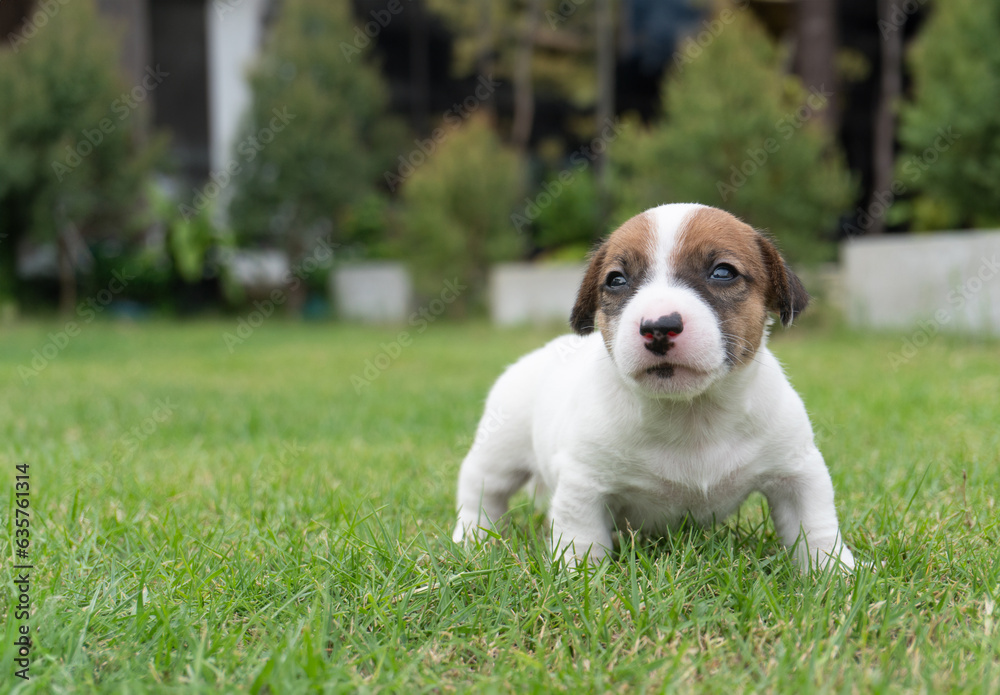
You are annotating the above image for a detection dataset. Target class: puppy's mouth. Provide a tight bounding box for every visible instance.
[645,364,676,378]
[643,362,714,380]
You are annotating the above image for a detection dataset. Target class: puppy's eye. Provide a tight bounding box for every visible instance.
[605,271,628,288]
[710,264,738,281]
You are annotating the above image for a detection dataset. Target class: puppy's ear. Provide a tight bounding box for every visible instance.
[570,242,609,335]
[756,234,809,327]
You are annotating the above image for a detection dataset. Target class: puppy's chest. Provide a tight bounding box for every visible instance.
[604,437,765,528]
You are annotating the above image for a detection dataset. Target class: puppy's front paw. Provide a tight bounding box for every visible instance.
[798,540,856,574]
[551,536,611,569]
[451,516,492,545]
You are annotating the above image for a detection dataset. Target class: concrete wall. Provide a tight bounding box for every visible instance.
[331,263,414,323]
[206,0,269,173]
[227,249,289,289]
[490,263,586,326]
[842,231,1000,335]
[97,0,152,127]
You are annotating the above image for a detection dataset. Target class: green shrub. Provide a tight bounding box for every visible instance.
[609,11,854,264]
[0,0,159,303]
[895,0,1000,230]
[400,116,525,314]
[339,193,394,259]
[145,184,242,305]
[529,167,601,257]
[144,186,231,284]
[228,0,404,255]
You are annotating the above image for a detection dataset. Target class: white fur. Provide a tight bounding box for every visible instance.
[452,204,854,572]
[649,202,702,280]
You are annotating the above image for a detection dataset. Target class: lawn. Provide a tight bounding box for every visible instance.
[2,319,999,693]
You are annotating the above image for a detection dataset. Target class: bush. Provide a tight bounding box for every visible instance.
[895,0,1000,231]
[609,12,854,265]
[228,0,404,255]
[338,193,394,260]
[529,167,601,258]
[399,116,525,314]
[0,0,159,304]
[146,184,243,306]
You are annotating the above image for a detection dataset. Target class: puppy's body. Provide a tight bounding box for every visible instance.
[453,204,854,571]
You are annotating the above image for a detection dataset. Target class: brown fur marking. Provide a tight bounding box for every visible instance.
[671,207,808,365]
[570,211,655,340]
[572,205,807,368]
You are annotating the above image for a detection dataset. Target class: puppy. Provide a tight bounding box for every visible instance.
[452,203,854,572]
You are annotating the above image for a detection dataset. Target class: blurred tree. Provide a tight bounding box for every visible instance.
[430,0,616,246]
[399,116,524,314]
[0,0,157,312]
[609,11,854,265]
[228,0,404,269]
[895,0,1000,231]
[427,0,602,146]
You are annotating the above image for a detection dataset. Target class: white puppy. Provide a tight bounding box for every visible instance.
[452,203,854,572]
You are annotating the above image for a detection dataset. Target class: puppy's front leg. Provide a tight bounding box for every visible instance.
[452,450,531,544]
[548,475,614,566]
[764,448,855,573]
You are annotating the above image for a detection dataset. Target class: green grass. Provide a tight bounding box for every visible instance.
[2,319,999,693]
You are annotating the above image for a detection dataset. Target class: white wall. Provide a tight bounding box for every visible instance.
[490,263,586,326]
[331,263,414,323]
[206,0,269,174]
[842,231,1000,335]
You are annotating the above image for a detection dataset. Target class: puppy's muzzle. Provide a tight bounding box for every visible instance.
[640,313,683,356]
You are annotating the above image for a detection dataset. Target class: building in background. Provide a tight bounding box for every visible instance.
[2,0,274,182]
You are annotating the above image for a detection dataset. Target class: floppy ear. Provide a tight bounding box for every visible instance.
[756,234,809,327]
[570,242,609,335]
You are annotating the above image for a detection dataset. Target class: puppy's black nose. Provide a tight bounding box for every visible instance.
[640,313,683,355]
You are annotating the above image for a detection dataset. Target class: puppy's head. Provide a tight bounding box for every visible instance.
[570,203,808,398]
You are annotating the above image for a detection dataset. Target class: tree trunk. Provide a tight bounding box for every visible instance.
[477,0,496,120]
[795,0,839,132]
[284,206,307,317]
[594,0,615,218]
[511,0,541,151]
[410,0,429,134]
[0,202,24,304]
[871,0,903,236]
[618,0,634,57]
[57,226,77,317]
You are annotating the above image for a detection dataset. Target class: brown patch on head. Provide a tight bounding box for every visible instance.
[570,211,656,350]
[671,206,809,366]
